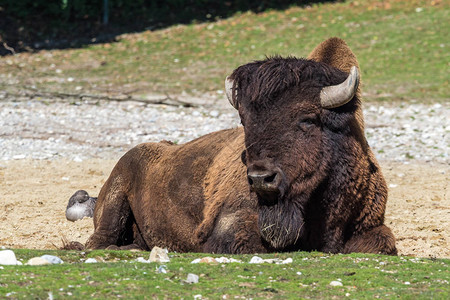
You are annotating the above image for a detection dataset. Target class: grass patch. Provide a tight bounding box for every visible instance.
[0,0,448,103]
[1,249,449,298]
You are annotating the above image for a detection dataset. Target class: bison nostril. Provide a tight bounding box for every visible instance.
[264,173,277,183]
[247,171,281,191]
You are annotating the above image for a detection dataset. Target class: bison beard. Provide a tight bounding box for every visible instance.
[258,199,305,250]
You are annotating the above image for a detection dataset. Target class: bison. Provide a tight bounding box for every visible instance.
[79,37,397,255]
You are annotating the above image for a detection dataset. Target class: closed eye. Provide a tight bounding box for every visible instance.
[297,114,318,130]
[299,119,315,125]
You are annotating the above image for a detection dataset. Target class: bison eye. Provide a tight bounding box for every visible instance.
[298,117,316,131]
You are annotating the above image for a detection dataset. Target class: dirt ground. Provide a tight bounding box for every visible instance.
[0,158,448,258]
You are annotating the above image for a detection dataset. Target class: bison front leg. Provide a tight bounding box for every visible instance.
[201,210,267,254]
[343,225,397,255]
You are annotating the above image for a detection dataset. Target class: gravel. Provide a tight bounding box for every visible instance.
[0,97,448,164]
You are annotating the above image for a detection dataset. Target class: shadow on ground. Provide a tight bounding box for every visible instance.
[0,0,339,55]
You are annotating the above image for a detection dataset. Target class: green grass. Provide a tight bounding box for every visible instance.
[0,0,448,103]
[1,249,449,299]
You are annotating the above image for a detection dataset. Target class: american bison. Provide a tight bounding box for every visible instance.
[80,37,397,255]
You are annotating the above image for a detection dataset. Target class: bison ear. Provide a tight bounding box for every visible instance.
[307,37,360,74]
[225,76,239,110]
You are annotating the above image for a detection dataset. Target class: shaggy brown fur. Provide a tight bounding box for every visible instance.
[82,37,397,255]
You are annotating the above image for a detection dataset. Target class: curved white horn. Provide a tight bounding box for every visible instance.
[320,66,360,109]
[225,76,238,109]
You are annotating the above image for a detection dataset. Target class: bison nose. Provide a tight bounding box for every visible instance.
[247,170,283,205]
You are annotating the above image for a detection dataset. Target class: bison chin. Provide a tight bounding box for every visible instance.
[258,200,304,250]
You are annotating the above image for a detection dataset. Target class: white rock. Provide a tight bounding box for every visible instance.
[186,273,199,284]
[73,156,83,162]
[149,246,170,263]
[330,280,343,287]
[215,257,230,263]
[209,110,219,117]
[157,265,167,273]
[41,255,63,264]
[191,258,201,264]
[199,257,217,264]
[84,258,98,263]
[135,257,150,263]
[0,250,19,265]
[249,256,264,264]
[280,258,293,264]
[27,257,51,265]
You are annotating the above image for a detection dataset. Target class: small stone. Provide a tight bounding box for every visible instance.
[0,250,18,265]
[186,273,199,284]
[41,255,63,264]
[135,257,150,263]
[149,246,170,263]
[157,265,167,273]
[330,280,343,287]
[280,258,293,264]
[249,256,264,264]
[191,258,201,264]
[13,154,26,160]
[215,257,229,263]
[27,257,51,265]
[84,258,98,263]
[209,110,219,117]
[199,257,217,264]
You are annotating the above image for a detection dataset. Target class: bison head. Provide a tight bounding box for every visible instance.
[225,38,363,250]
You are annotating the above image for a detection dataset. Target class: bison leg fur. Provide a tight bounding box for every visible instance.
[85,172,141,249]
[202,210,267,254]
[343,225,397,255]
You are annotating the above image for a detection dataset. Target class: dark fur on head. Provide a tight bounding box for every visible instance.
[229,57,349,109]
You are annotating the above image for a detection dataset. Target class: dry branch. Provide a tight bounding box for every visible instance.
[2,87,198,108]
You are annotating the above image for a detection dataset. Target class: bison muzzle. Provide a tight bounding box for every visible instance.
[78,37,397,255]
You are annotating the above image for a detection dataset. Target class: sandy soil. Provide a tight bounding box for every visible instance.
[0,158,448,258]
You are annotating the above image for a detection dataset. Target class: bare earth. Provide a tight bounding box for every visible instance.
[0,158,448,258]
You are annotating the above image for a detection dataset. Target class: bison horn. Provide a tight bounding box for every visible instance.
[320,66,360,109]
[225,77,239,109]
